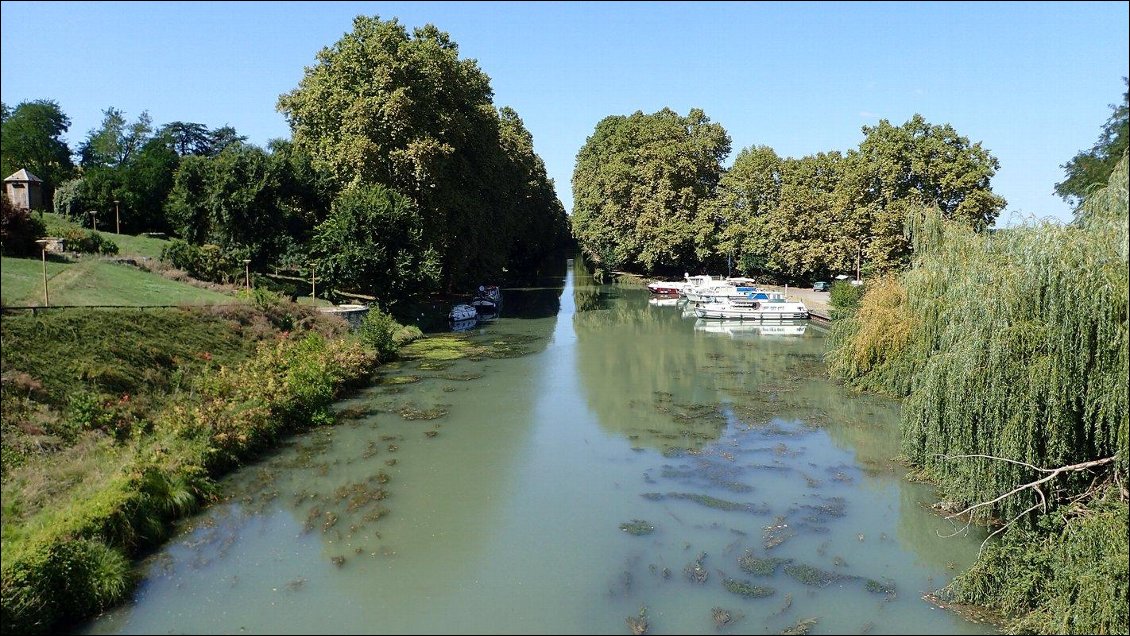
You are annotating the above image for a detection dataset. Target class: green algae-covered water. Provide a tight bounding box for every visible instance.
[82,259,996,635]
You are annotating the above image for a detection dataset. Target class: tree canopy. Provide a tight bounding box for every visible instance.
[0,99,75,200]
[278,15,568,291]
[1055,77,1129,212]
[571,107,731,275]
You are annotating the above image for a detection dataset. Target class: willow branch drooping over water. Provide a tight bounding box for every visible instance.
[830,153,1128,524]
[828,154,1128,634]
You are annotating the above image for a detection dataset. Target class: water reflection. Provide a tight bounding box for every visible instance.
[693,318,808,338]
[81,257,994,635]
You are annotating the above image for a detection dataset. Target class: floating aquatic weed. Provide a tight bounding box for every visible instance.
[619,519,655,536]
[322,511,339,533]
[783,563,844,587]
[797,497,847,524]
[722,577,776,598]
[284,577,307,592]
[833,556,848,567]
[781,617,818,635]
[763,516,796,550]
[334,477,388,513]
[737,550,791,576]
[641,492,769,514]
[438,372,484,381]
[380,375,421,385]
[659,465,753,494]
[387,444,399,452]
[331,555,346,568]
[416,360,453,371]
[864,578,896,595]
[361,441,380,459]
[398,335,476,361]
[441,385,458,393]
[626,606,648,635]
[712,606,743,629]
[748,463,792,473]
[379,386,405,395]
[336,405,371,420]
[385,458,398,466]
[396,403,449,420]
[361,506,389,523]
[684,552,709,583]
[424,430,438,438]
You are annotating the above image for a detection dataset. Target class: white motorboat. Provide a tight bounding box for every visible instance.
[694,290,809,320]
[449,303,478,322]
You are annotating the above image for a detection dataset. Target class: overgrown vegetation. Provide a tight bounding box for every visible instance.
[0,299,408,633]
[827,154,1129,634]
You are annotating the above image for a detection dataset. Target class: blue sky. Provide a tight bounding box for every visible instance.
[2,1,1127,225]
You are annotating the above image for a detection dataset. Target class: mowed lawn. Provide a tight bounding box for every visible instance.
[1,256,237,307]
[40,212,170,259]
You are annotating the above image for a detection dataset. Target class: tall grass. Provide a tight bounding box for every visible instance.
[1,302,384,634]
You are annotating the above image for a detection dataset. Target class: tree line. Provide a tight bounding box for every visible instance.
[1,15,571,306]
[571,80,1128,281]
[572,109,1006,280]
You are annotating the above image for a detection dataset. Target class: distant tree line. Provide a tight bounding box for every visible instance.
[1,15,571,307]
[572,110,1008,281]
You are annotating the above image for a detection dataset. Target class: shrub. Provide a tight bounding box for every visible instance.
[59,228,118,255]
[357,306,400,361]
[1,194,46,257]
[829,280,865,317]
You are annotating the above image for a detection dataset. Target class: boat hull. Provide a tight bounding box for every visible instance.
[694,302,809,321]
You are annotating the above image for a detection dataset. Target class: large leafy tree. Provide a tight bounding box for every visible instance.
[496,107,570,275]
[311,183,441,306]
[78,107,153,168]
[0,99,75,204]
[1055,77,1129,211]
[165,145,294,264]
[278,15,566,288]
[709,145,782,276]
[834,114,1006,273]
[572,107,731,274]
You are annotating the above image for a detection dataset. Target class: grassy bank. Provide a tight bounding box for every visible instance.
[1,256,236,307]
[0,300,419,633]
[39,212,170,260]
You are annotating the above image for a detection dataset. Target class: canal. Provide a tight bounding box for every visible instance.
[83,258,995,635]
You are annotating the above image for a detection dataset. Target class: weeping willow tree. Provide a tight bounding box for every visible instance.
[828,154,1128,634]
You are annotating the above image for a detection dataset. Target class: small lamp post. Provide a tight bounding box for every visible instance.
[243,259,252,290]
[34,239,50,307]
[87,210,98,232]
[310,261,317,302]
[114,200,120,234]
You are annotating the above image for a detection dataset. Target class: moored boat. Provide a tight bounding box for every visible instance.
[449,303,478,322]
[694,290,809,321]
[471,285,502,313]
[646,280,686,295]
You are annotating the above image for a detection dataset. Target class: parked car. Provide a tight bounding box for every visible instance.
[813,281,830,292]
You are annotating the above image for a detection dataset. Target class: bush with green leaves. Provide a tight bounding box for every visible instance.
[1,194,46,256]
[59,227,118,255]
[828,280,865,318]
[160,239,239,283]
[356,306,402,362]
